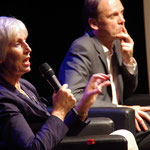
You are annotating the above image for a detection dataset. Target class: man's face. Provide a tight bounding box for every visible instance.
[95,0,125,41]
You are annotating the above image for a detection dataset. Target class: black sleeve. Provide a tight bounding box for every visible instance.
[64,109,89,136]
[0,100,68,150]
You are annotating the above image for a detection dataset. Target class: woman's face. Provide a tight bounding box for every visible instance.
[3,31,32,77]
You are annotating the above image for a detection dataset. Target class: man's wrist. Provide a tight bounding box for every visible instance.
[123,57,136,65]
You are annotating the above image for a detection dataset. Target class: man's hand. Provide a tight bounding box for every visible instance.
[130,106,150,132]
[119,105,150,132]
[116,26,135,65]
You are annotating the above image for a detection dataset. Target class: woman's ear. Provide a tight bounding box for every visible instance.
[88,18,99,30]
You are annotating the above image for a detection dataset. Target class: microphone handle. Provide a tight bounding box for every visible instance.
[48,75,61,92]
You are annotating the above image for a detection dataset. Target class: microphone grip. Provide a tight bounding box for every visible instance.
[47,75,61,92]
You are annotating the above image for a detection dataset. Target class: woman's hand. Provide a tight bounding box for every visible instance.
[51,84,76,121]
[76,73,110,121]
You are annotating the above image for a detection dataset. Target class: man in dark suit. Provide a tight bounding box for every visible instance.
[59,32,137,107]
[59,0,138,116]
[59,0,150,149]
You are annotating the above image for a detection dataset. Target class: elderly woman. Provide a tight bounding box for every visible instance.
[0,16,111,150]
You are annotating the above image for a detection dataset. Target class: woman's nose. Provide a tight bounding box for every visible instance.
[24,42,32,53]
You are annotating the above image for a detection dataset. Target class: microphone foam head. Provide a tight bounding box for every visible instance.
[39,62,55,77]
[39,63,51,73]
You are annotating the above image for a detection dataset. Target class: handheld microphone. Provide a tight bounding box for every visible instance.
[39,62,78,115]
[39,63,61,92]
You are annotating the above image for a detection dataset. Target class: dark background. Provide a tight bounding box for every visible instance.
[1,1,148,97]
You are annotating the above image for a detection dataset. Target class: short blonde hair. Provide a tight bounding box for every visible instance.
[0,16,28,62]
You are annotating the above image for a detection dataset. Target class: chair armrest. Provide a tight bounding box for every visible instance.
[124,94,150,106]
[78,117,114,136]
[47,107,114,135]
[56,135,127,150]
[88,107,136,135]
